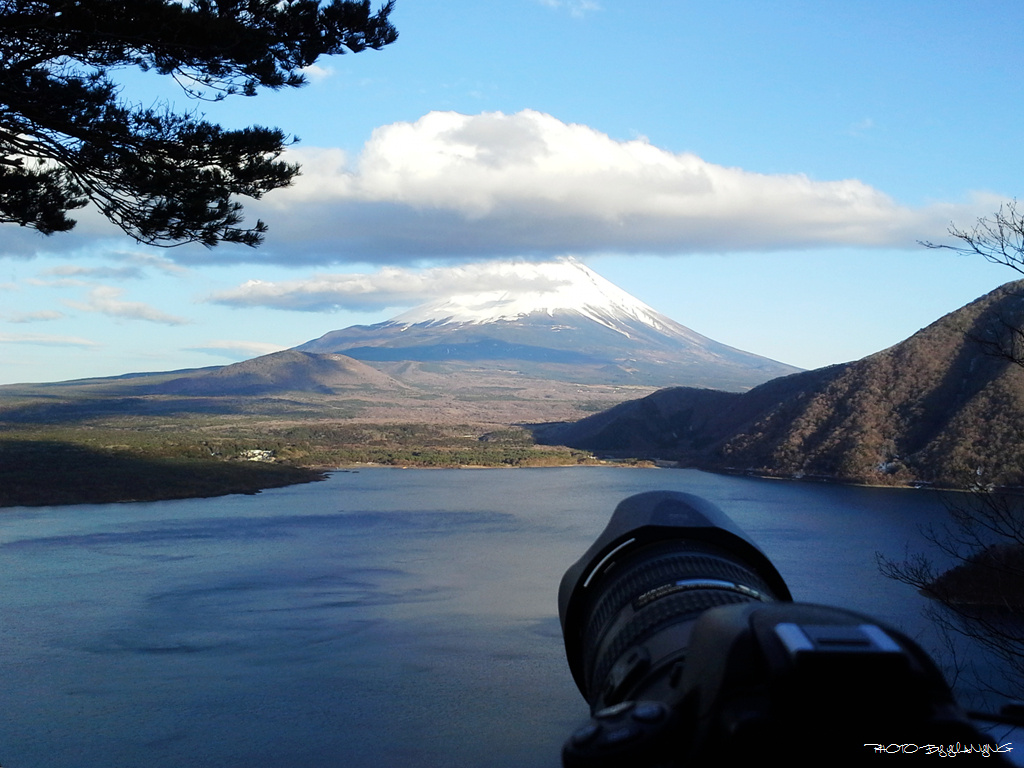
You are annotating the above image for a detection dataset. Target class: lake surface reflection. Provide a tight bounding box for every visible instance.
[0,468,995,767]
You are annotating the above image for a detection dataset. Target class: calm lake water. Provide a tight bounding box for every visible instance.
[0,467,1013,767]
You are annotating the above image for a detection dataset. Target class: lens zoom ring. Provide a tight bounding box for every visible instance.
[588,587,759,697]
[583,552,772,657]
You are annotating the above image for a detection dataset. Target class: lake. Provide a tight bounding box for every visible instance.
[0,467,1013,767]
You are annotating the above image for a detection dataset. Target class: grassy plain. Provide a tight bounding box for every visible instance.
[0,413,602,507]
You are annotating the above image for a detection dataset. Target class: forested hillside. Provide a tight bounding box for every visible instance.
[541,281,1024,488]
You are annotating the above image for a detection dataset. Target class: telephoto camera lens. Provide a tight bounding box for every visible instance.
[558,492,1009,768]
[559,491,792,712]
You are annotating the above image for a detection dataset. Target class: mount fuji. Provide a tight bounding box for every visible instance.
[0,259,799,431]
[296,258,799,390]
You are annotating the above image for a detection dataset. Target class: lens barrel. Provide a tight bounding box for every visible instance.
[559,491,791,710]
[581,539,783,707]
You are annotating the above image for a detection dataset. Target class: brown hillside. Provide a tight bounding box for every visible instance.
[544,281,1024,488]
[152,350,408,396]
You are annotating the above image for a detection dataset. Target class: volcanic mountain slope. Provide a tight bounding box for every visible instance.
[150,350,406,396]
[0,350,416,424]
[297,258,799,391]
[541,281,1024,488]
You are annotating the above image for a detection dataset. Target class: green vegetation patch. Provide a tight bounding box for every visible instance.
[0,420,599,506]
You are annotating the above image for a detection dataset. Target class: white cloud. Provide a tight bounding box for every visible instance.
[849,117,875,137]
[0,206,126,259]
[537,0,601,17]
[244,109,996,264]
[186,340,287,359]
[123,252,189,275]
[43,252,188,279]
[44,264,145,280]
[209,261,569,311]
[0,333,99,347]
[64,286,190,325]
[8,310,65,323]
[0,110,998,267]
[300,63,335,82]
[27,275,90,288]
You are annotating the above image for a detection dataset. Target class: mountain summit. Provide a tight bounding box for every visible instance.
[298,258,799,390]
[391,258,686,335]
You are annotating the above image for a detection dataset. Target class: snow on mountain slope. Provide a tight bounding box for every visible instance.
[390,257,678,338]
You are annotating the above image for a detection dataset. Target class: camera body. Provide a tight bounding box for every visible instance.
[558,491,1010,766]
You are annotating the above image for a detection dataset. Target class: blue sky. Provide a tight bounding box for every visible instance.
[3,0,1023,384]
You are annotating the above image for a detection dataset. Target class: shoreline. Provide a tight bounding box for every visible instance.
[0,455,658,510]
[8,445,1018,510]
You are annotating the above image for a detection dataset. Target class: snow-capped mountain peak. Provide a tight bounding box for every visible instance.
[390,257,670,336]
[296,256,800,390]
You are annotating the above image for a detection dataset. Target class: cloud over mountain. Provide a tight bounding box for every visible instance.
[209,261,571,312]
[0,110,997,268]
[246,110,992,264]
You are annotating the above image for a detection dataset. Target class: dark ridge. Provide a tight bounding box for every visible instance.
[541,281,1024,488]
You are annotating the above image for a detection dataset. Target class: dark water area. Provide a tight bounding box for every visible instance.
[0,468,1017,767]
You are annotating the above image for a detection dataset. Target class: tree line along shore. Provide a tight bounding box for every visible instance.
[0,422,605,508]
